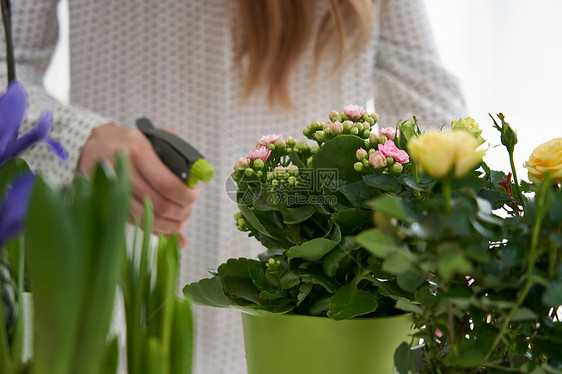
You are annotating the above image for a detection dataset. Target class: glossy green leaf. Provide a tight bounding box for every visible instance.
[366,194,417,223]
[356,228,403,258]
[311,135,365,183]
[363,174,402,192]
[394,342,417,374]
[286,223,341,261]
[280,205,315,224]
[183,277,233,308]
[322,236,361,276]
[327,284,378,320]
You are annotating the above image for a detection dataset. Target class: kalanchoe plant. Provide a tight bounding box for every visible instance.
[185,105,431,320]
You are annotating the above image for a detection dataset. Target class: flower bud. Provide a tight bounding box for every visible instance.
[271,179,280,187]
[386,157,395,166]
[369,151,387,169]
[244,168,255,177]
[287,176,298,186]
[252,158,265,170]
[314,131,327,142]
[274,166,286,178]
[234,156,251,170]
[329,121,343,135]
[364,139,372,149]
[365,116,375,125]
[370,113,379,124]
[342,121,353,133]
[267,171,274,180]
[350,127,359,136]
[343,104,366,121]
[378,135,388,144]
[379,127,397,141]
[234,212,243,221]
[362,130,371,138]
[328,110,340,122]
[390,162,404,174]
[286,137,297,147]
[303,128,311,138]
[288,165,299,176]
[275,139,287,150]
[354,162,364,172]
[451,117,485,145]
[362,159,370,167]
[368,148,376,155]
[369,132,379,145]
[311,143,320,154]
[356,148,368,161]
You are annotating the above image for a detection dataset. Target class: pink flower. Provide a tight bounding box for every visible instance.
[369,151,387,168]
[249,147,272,161]
[343,105,366,121]
[256,134,283,148]
[234,156,251,170]
[379,127,397,141]
[378,140,409,164]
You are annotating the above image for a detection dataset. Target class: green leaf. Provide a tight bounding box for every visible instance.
[291,269,341,293]
[331,208,371,234]
[217,258,259,278]
[286,223,341,261]
[542,281,562,307]
[356,228,403,259]
[222,276,261,304]
[297,283,313,306]
[170,299,193,374]
[311,135,365,183]
[397,174,427,192]
[363,174,402,193]
[437,250,472,282]
[366,194,417,222]
[394,342,417,374]
[327,284,378,320]
[240,205,277,239]
[337,180,372,208]
[183,277,233,308]
[280,205,315,224]
[322,236,361,277]
[395,300,423,314]
[0,157,31,194]
[234,304,294,316]
[511,307,538,321]
[397,271,426,293]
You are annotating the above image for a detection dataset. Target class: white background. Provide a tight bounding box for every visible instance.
[45,0,562,178]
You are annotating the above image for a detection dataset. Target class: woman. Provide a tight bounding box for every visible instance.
[4,0,465,372]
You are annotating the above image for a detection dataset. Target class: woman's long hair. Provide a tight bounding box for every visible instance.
[233,0,374,108]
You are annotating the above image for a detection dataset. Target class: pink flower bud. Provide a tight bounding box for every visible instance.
[369,151,387,168]
[343,104,366,121]
[329,121,343,135]
[379,127,397,141]
[356,148,368,161]
[234,156,251,170]
[377,140,409,164]
[249,147,272,161]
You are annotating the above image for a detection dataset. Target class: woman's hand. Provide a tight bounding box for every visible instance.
[77,123,199,242]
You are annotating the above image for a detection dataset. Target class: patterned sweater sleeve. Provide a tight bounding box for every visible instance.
[373,0,467,129]
[1,0,110,184]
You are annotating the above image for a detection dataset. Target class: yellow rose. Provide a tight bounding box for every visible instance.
[407,130,486,179]
[523,138,562,184]
[451,116,485,145]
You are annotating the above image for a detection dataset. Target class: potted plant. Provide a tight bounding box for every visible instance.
[366,116,562,373]
[184,105,429,374]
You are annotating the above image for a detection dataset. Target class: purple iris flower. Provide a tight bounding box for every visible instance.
[0,173,34,247]
[0,81,67,247]
[0,81,67,164]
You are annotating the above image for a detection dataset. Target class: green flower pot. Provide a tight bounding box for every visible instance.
[242,313,413,374]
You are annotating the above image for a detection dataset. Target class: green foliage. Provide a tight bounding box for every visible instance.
[22,155,130,374]
[122,198,193,374]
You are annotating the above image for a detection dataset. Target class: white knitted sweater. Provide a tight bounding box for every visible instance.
[4,0,465,372]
